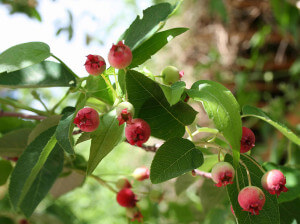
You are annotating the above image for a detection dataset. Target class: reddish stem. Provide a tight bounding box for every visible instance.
[0,111,46,120]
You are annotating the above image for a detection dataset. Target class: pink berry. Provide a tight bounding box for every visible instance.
[116,188,137,208]
[132,166,150,181]
[211,162,235,187]
[84,54,106,76]
[116,102,134,126]
[73,108,100,132]
[238,186,265,215]
[125,118,151,147]
[108,41,132,69]
[261,169,288,197]
[116,178,132,190]
[240,127,255,153]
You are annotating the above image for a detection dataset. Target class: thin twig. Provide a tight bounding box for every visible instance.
[192,169,212,179]
[0,111,46,120]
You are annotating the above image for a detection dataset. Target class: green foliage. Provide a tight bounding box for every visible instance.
[226,154,279,224]
[0,61,76,88]
[0,42,50,73]
[87,110,125,175]
[159,81,186,106]
[119,2,180,50]
[0,117,35,134]
[150,137,203,183]
[242,105,300,146]
[174,173,196,195]
[279,197,300,224]
[129,28,188,68]
[126,70,197,140]
[0,160,13,186]
[9,127,64,217]
[187,80,242,167]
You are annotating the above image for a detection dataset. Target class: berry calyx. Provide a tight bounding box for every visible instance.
[211,162,235,187]
[125,118,151,147]
[161,66,182,85]
[238,186,265,215]
[84,54,106,76]
[261,169,288,197]
[240,127,255,153]
[132,166,150,181]
[116,188,137,208]
[108,41,132,69]
[116,178,132,190]
[116,102,135,125]
[126,207,143,223]
[73,108,100,132]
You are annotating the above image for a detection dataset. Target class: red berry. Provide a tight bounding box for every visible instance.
[126,208,143,223]
[84,54,106,76]
[116,178,132,190]
[132,166,150,181]
[125,118,151,147]
[261,169,288,197]
[6,157,18,162]
[211,162,235,187]
[73,108,100,132]
[238,186,265,215]
[116,102,134,126]
[240,127,255,153]
[116,188,137,208]
[108,41,132,69]
[19,219,29,224]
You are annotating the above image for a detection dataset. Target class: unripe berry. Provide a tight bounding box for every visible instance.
[240,127,255,153]
[116,102,135,125]
[132,166,150,181]
[125,118,151,147]
[261,169,288,197]
[108,41,132,69]
[116,178,132,190]
[211,162,235,187]
[116,188,137,208]
[238,186,265,215]
[84,54,106,76]
[126,208,143,223]
[73,108,100,132]
[161,66,182,85]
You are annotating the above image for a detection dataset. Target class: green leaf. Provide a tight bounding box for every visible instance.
[129,28,188,68]
[174,173,196,196]
[263,162,300,203]
[0,128,32,157]
[0,61,76,88]
[159,81,186,106]
[198,154,219,172]
[0,42,50,73]
[87,110,125,175]
[242,105,300,146]
[187,80,242,167]
[279,198,300,224]
[119,2,179,50]
[226,154,279,224]
[28,115,61,144]
[75,132,91,145]
[0,160,13,186]
[86,73,114,105]
[150,137,204,184]
[9,126,64,217]
[55,108,75,154]
[0,117,35,134]
[126,70,197,140]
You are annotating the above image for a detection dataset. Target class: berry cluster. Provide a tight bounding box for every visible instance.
[209,127,288,216]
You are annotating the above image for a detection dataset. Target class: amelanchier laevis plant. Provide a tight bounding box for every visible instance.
[0,2,299,223]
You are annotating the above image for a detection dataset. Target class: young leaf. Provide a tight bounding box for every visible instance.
[263,162,300,203]
[0,61,76,88]
[119,2,180,50]
[126,70,197,140]
[87,110,125,175]
[242,105,300,146]
[226,154,279,224]
[85,73,114,105]
[187,80,242,168]
[55,107,76,154]
[150,137,204,184]
[159,81,186,106]
[0,42,50,73]
[0,160,13,186]
[9,126,64,217]
[129,28,188,68]
[0,128,32,157]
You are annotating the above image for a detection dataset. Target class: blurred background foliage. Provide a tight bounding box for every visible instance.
[1,0,300,223]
